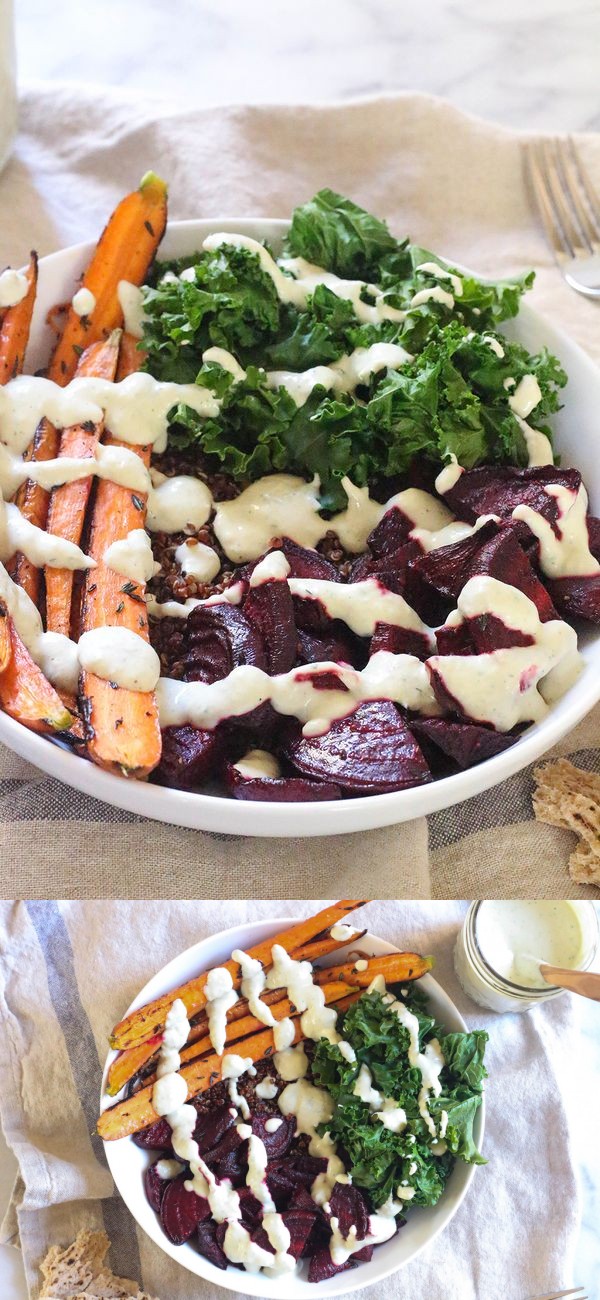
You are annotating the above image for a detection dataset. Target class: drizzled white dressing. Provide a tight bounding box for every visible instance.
[513,482,600,579]
[0,268,28,308]
[267,341,412,408]
[104,528,159,586]
[175,539,221,582]
[71,287,96,317]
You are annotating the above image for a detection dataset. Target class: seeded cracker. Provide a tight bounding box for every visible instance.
[532,758,600,887]
[39,1229,159,1300]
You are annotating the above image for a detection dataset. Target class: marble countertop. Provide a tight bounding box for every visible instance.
[14,0,600,133]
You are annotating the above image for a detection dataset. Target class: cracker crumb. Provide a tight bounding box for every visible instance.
[532,758,600,888]
[39,1229,159,1300]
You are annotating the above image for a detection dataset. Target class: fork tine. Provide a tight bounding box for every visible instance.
[539,139,588,255]
[563,137,600,245]
[524,143,571,261]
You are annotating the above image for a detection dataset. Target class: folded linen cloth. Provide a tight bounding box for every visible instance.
[0,86,599,899]
[0,899,586,1299]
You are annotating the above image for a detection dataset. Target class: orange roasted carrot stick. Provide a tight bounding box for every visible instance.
[44,332,121,637]
[109,902,369,1051]
[0,253,38,384]
[11,173,167,604]
[99,1020,305,1141]
[0,600,74,733]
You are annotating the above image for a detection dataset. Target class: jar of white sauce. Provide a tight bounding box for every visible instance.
[454,900,599,1013]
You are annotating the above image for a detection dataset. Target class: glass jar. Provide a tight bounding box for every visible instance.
[454,900,599,1013]
[0,0,17,174]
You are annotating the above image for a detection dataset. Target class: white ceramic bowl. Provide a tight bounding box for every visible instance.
[2,219,600,836]
[100,918,485,1298]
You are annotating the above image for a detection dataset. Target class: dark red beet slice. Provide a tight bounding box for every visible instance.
[443,464,581,524]
[353,1244,375,1262]
[251,1112,296,1159]
[282,1209,321,1260]
[292,1155,329,1178]
[194,1103,236,1155]
[160,1175,211,1244]
[237,1186,264,1229]
[145,1161,182,1213]
[284,701,431,794]
[132,1118,172,1151]
[250,1224,275,1256]
[370,621,431,660]
[368,505,413,555]
[155,724,223,790]
[204,1123,244,1167]
[243,579,297,674]
[308,1248,354,1282]
[349,541,420,595]
[267,1164,302,1210]
[588,517,600,562]
[465,611,535,653]
[435,620,476,656]
[280,538,340,581]
[410,717,518,770]
[329,1182,370,1240]
[297,626,364,669]
[290,1183,320,1211]
[183,603,266,682]
[196,1220,229,1271]
[545,574,600,624]
[230,775,343,802]
[407,522,558,624]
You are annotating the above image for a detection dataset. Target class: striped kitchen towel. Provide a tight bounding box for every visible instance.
[0,87,599,899]
[0,899,588,1298]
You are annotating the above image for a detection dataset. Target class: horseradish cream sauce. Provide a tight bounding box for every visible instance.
[174,539,221,583]
[71,287,96,317]
[104,528,159,586]
[204,967,239,1056]
[0,269,28,308]
[513,482,600,578]
[476,900,587,988]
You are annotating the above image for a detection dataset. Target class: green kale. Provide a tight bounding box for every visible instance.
[311,988,487,1211]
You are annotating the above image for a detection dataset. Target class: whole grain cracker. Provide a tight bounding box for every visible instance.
[532,758,600,888]
[39,1230,158,1300]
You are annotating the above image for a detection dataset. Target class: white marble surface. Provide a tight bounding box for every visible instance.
[14,0,600,133]
[1,913,598,1299]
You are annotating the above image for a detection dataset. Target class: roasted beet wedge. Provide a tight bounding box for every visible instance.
[160,1174,211,1244]
[465,611,536,653]
[228,772,343,802]
[545,573,600,624]
[279,538,340,581]
[297,626,364,669]
[132,1118,172,1151]
[410,716,518,770]
[407,522,558,624]
[193,1103,236,1155]
[370,621,431,660]
[329,1182,370,1240]
[349,541,420,595]
[183,603,266,682]
[145,1161,182,1213]
[435,619,476,656]
[308,1248,354,1282]
[196,1220,229,1270]
[588,517,600,562]
[285,701,431,793]
[282,1209,321,1260]
[155,724,223,790]
[243,579,297,673]
[443,464,582,524]
[251,1113,296,1159]
[368,505,413,555]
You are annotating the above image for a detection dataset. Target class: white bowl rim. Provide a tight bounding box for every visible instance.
[2,216,600,836]
[100,916,485,1298]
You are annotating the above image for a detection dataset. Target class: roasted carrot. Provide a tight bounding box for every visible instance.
[11,173,167,603]
[106,931,369,1096]
[44,332,121,638]
[99,1020,305,1141]
[116,331,146,380]
[0,253,38,384]
[109,902,369,1051]
[0,601,74,733]
[0,607,11,674]
[313,951,433,988]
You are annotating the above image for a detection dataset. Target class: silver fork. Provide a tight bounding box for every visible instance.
[526,1288,588,1299]
[523,137,600,299]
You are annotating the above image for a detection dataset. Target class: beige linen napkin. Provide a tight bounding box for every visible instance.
[0,86,599,899]
[0,899,586,1299]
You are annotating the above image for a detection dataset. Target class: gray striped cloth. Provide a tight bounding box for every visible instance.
[0,899,587,1299]
[0,87,599,897]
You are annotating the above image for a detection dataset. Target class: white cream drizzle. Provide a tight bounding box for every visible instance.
[232,748,281,780]
[0,268,29,308]
[288,573,433,642]
[513,483,600,579]
[78,627,161,692]
[509,373,542,420]
[174,539,221,583]
[204,967,239,1056]
[0,499,95,572]
[415,261,463,297]
[515,415,554,467]
[103,528,159,586]
[71,287,96,317]
[117,280,146,338]
[267,341,412,408]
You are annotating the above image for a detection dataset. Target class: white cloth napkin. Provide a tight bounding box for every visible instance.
[0,85,599,900]
[0,899,585,1299]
